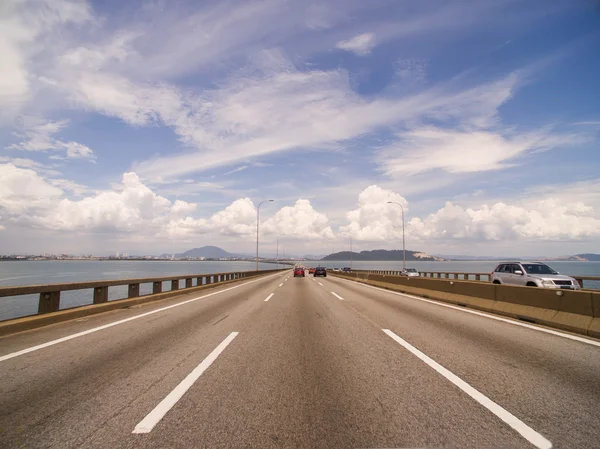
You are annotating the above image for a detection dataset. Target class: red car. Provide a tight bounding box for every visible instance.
[294,268,305,277]
[308,267,315,274]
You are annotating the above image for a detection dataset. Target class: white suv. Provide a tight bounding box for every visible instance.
[490,262,580,290]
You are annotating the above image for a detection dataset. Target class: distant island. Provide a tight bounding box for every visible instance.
[161,246,235,259]
[321,249,444,262]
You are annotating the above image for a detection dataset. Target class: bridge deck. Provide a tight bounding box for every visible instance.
[1,270,599,448]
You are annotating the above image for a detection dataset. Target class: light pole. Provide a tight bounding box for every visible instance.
[276,234,286,271]
[256,199,274,271]
[342,233,353,270]
[387,201,406,271]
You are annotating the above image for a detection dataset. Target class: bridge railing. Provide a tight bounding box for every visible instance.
[348,270,600,289]
[0,269,285,319]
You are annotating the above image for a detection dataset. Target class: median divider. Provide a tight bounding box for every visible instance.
[331,271,598,338]
[0,269,285,337]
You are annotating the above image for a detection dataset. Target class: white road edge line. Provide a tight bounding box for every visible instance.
[331,292,344,300]
[133,332,238,434]
[0,273,281,363]
[333,277,600,348]
[264,293,274,302]
[382,329,552,449]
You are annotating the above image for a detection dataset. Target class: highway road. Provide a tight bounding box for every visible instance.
[1,270,600,448]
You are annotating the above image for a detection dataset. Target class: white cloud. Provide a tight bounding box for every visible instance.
[8,119,96,160]
[262,199,334,239]
[49,178,89,196]
[335,32,376,56]
[0,0,93,121]
[340,183,600,244]
[130,67,525,181]
[0,163,64,215]
[223,165,249,176]
[340,185,408,241]
[378,127,577,176]
[410,200,600,242]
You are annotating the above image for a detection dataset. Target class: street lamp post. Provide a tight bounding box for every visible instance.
[256,199,274,271]
[342,233,353,270]
[387,201,406,271]
[276,234,286,271]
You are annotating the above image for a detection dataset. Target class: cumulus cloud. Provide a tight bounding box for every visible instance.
[0,166,192,234]
[8,120,95,160]
[410,201,600,241]
[335,32,376,56]
[262,199,334,239]
[340,184,600,244]
[340,185,408,241]
[0,163,64,215]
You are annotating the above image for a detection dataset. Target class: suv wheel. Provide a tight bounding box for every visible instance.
[526,282,538,287]
[493,280,501,284]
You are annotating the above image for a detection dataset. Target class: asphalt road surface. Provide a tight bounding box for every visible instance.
[1,270,599,449]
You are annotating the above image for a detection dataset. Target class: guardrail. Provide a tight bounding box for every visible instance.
[349,270,600,289]
[0,269,285,318]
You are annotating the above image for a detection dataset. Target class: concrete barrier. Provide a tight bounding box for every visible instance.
[330,271,598,338]
[589,291,600,339]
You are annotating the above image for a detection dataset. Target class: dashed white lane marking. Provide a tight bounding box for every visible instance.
[279,283,283,287]
[0,273,281,363]
[264,293,274,302]
[382,329,552,449]
[332,277,600,348]
[318,282,323,286]
[133,332,239,434]
[331,292,344,300]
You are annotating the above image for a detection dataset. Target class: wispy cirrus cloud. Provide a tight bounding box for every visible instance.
[7,120,96,160]
[335,32,376,55]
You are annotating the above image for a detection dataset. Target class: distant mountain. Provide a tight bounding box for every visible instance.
[541,253,600,262]
[575,253,600,261]
[175,246,233,259]
[435,255,544,261]
[435,253,600,261]
[321,249,443,262]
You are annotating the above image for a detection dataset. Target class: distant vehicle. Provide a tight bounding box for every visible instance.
[308,267,315,274]
[342,267,351,272]
[490,262,580,290]
[401,268,420,277]
[294,267,305,277]
[332,268,340,272]
[314,267,327,277]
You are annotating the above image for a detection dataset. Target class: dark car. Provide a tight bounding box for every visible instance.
[314,266,327,277]
[294,267,305,277]
[342,267,351,272]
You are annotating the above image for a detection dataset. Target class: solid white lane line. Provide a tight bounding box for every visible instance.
[334,277,600,348]
[331,292,344,300]
[382,329,552,449]
[0,273,280,363]
[318,282,323,286]
[133,332,238,434]
[279,283,283,287]
[264,293,274,302]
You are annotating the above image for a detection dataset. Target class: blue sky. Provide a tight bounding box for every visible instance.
[1,0,599,257]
